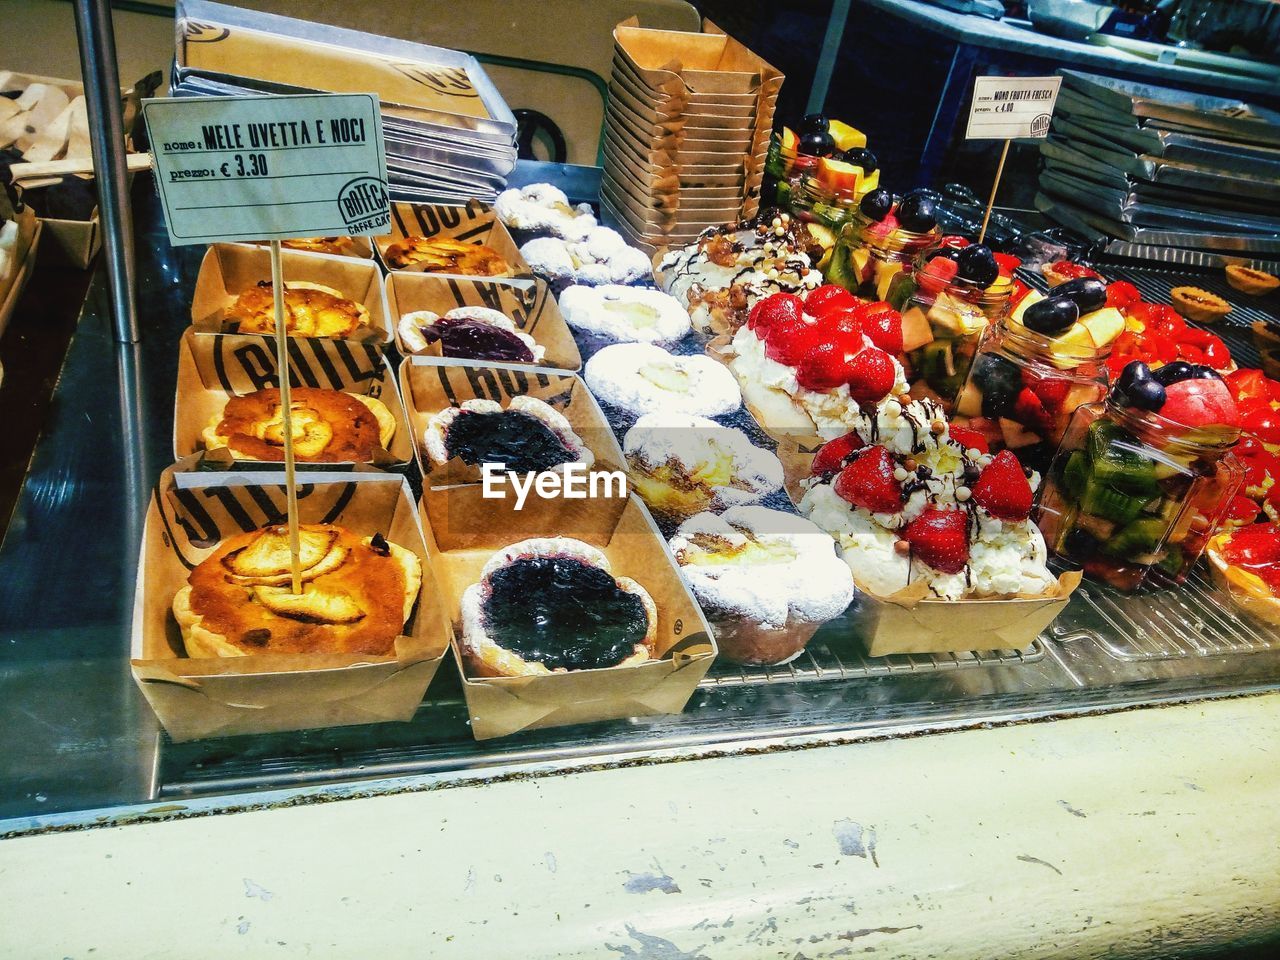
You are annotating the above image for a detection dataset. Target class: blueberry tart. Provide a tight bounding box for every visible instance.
[459,538,658,677]
[424,396,592,473]
[397,306,544,363]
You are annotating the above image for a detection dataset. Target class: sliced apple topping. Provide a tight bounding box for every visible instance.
[258,404,335,458]
[253,584,366,623]
[222,526,348,585]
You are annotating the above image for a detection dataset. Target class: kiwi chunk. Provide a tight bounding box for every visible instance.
[1085,420,1159,497]
[1102,517,1170,561]
[1080,480,1150,524]
[1062,450,1088,500]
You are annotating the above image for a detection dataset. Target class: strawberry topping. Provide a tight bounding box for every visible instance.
[846,347,897,406]
[811,431,864,478]
[748,292,804,336]
[1105,281,1141,309]
[853,301,903,354]
[833,446,904,514]
[903,507,970,574]
[971,450,1033,522]
[805,284,861,317]
[797,332,867,391]
[948,425,989,454]
[763,313,821,366]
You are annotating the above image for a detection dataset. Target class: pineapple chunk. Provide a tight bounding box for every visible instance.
[901,305,934,352]
[1049,322,1096,359]
[1010,289,1045,325]
[1080,306,1126,348]
[954,382,984,417]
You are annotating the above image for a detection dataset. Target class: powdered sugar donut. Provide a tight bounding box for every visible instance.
[584,343,740,418]
[521,227,651,287]
[559,284,691,344]
[624,412,782,518]
[495,183,597,241]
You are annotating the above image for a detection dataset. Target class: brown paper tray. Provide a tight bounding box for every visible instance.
[419,485,715,740]
[191,242,392,345]
[0,207,40,341]
[399,358,626,483]
[384,270,581,371]
[130,464,453,741]
[173,328,414,468]
[613,19,782,97]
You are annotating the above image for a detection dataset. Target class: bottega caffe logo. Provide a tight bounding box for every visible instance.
[481,463,628,510]
[337,176,390,234]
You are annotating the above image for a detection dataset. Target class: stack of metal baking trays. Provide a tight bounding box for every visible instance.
[1035,69,1280,269]
[170,0,518,204]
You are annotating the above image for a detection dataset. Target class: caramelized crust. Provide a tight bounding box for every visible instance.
[228,282,368,338]
[178,524,420,657]
[281,237,355,256]
[383,236,510,275]
[204,387,391,462]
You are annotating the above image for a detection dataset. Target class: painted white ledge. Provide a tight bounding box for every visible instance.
[2,692,1278,959]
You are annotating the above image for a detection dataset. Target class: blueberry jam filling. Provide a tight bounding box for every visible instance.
[445,410,577,472]
[482,556,648,671]
[425,316,534,362]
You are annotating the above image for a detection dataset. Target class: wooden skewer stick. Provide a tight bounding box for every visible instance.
[269,240,303,595]
[978,138,1011,246]
[7,151,152,181]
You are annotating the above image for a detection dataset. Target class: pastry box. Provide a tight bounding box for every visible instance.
[420,485,715,740]
[0,70,151,268]
[613,19,783,99]
[384,269,581,370]
[130,465,452,742]
[0,203,41,342]
[375,199,532,278]
[190,242,392,344]
[399,357,625,484]
[173,329,414,468]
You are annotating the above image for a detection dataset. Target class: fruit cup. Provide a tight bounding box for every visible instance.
[887,239,1015,409]
[824,188,941,299]
[764,114,869,214]
[953,287,1119,473]
[1035,384,1243,593]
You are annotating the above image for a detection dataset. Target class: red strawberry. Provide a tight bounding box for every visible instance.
[971,450,1033,522]
[948,425,989,454]
[834,446,904,514]
[797,332,865,391]
[903,507,970,574]
[866,211,900,239]
[1023,368,1070,412]
[764,313,821,366]
[846,347,897,405]
[811,431,864,477]
[823,307,863,339]
[1013,387,1052,435]
[1105,281,1141,309]
[748,292,804,336]
[854,301,903,354]
[805,284,861,317]
[917,256,958,295]
[1224,495,1261,528]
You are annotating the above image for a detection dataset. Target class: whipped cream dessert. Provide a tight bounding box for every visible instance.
[521,226,651,287]
[657,212,823,335]
[559,284,691,344]
[495,183,597,241]
[798,394,1056,601]
[728,290,908,439]
[670,506,855,632]
[585,343,740,419]
[623,412,783,518]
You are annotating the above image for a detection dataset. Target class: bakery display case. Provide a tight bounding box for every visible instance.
[1,3,1279,957]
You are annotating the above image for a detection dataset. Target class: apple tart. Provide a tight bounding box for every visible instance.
[227,281,369,339]
[459,538,657,677]
[173,523,422,658]
[383,236,510,275]
[281,237,360,257]
[202,387,396,463]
